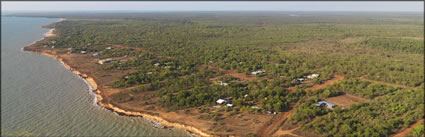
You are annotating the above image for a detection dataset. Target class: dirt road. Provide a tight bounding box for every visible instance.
[256,109,295,137]
[310,75,344,91]
[393,119,424,137]
[273,127,301,137]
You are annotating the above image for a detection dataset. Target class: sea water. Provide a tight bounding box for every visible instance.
[1,16,189,136]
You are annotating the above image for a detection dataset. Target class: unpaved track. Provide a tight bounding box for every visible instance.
[256,109,295,137]
[393,119,424,137]
[273,127,301,137]
[310,75,344,91]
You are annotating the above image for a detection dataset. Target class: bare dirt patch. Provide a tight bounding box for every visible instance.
[207,65,256,81]
[59,53,136,87]
[226,71,255,81]
[257,109,295,137]
[286,75,344,93]
[273,127,301,137]
[324,94,369,109]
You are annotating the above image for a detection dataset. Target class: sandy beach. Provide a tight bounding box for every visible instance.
[44,28,56,37]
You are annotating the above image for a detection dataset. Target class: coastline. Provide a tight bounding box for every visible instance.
[23,19,212,137]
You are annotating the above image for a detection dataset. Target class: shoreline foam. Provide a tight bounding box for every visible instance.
[23,18,212,137]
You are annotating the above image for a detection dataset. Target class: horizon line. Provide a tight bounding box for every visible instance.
[3,10,424,12]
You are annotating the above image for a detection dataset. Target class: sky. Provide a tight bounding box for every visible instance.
[1,1,424,12]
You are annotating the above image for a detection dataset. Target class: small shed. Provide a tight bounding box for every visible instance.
[216,99,229,104]
[315,101,336,108]
[251,70,265,75]
[218,81,228,86]
[296,78,305,85]
[307,74,320,79]
[296,78,305,82]
[251,106,261,110]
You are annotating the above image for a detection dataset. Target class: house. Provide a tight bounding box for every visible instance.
[266,111,276,115]
[51,46,55,49]
[146,72,153,75]
[98,58,113,64]
[251,106,261,110]
[251,70,265,75]
[51,41,56,44]
[218,81,228,86]
[92,53,99,57]
[296,78,305,82]
[81,51,87,54]
[315,101,336,108]
[296,78,305,84]
[226,104,233,107]
[154,63,160,67]
[307,74,320,79]
[164,66,171,69]
[106,47,112,50]
[87,43,91,46]
[216,99,229,104]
